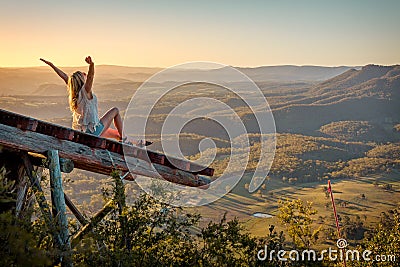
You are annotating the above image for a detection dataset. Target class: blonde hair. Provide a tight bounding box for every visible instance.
[67,71,85,111]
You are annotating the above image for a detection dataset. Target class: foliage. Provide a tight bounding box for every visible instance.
[329,157,398,179]
[366,142,400,159]
[0,166,52,266]
[277,199,322,249]
[340,215,365,240]
[319,121,374,141]
[350,208,400,266]
[202,133,388,184]
[1,164,399,266]
[0,166,15,212]
[1,168,288,266]
[72,172,283,266]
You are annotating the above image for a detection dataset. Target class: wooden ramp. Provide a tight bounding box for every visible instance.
[0,108,214,187]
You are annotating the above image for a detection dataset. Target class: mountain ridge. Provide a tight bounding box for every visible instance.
[0,65,360,96]
[268,64,400,138]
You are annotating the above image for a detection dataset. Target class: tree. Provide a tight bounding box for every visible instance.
[277,198,321,249]
[74,172,272,266]
[340,215,365,240]
[0,166,51,266]
[74,172,203,266]
[352,208,400,267]
[382,183,393,191]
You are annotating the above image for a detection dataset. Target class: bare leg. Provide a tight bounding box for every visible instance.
[99,107,152,146]
[99,107,123,140]
[100,128,120,139]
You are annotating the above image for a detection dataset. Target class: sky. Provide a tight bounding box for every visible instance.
[1,0,399,67]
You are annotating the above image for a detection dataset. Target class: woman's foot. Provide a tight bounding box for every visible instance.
[119,137,153,147]
[137,140,153,147]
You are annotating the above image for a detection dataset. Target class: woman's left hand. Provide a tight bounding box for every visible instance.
[85,56,93,65]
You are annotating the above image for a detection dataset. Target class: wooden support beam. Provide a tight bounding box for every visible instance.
[3,148,86,226]
[47,150,72,267]
[0,123,212,188]
[20,153,63,247]
[71,200,115,248]
[64,194,88,225]
[48,150,70,238]
[15,163,29,217]
[28,152,74,173]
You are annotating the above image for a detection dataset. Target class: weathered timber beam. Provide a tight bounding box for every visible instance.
[0,109,214,176]
[28,152,74,173]
[47,150,72,266]
[64,194,88,225]
[0,123,211,188]
[21,152,63,247]
[16,163,29,218]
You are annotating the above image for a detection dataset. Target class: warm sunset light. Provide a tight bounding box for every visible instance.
[1,1,399,266]
[1,0,399,67]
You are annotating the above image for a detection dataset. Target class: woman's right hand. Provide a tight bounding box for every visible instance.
[40,58,53,66]
[85,56,93,65]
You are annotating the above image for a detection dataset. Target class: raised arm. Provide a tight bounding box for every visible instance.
[84,56,94,94]
[40,58,68,84]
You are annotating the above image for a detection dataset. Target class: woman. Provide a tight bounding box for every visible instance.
[40,56,151,146]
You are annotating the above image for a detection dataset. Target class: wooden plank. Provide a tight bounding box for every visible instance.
[0,123,211,188]
[164,157,214,177]
[0,109,214,176]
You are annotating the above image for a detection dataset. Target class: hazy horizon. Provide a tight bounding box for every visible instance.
[0,63,380,69]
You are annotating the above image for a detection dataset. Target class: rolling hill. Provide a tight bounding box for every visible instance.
[0,65,353,96]
[267,65,400,139]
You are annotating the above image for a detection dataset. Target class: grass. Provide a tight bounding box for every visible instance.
[192,172,400,245]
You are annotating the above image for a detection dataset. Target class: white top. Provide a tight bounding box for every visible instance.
[71,86,101,133]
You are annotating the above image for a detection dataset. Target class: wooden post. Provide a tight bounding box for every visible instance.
[47,150,72,267]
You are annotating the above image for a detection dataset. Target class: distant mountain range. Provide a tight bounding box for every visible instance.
[0,65,357,96]
[238,65,357,82]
